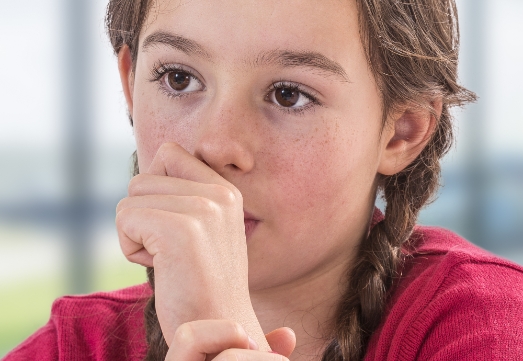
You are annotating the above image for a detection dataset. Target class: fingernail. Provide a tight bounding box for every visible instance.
[248,336,259,350]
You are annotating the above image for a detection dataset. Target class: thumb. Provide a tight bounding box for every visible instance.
[265,327,296,358]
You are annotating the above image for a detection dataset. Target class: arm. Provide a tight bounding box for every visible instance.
[407,262,523,361]
[2,320,58,361]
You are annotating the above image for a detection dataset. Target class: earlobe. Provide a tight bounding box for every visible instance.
[118,45,134,118]
[377,99,442,176]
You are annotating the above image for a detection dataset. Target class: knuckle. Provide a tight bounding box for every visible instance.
[193,196,218,216]
[179,216,204,239]
[115,197,129,215]
[115,207,131,228]
[225,320,246,342]
[172,322,195,347]
[127,174,146,196]
[213,184,242,206]
[158,142,179,158]
[115,208,141,237]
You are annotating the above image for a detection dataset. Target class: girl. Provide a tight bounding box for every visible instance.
[4,0,523,360]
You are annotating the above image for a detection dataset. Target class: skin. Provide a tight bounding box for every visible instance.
[115,0,440,360]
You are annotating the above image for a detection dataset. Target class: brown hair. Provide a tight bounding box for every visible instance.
[106,1,475,360]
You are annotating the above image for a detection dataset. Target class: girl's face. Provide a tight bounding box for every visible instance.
[127,0,391,290]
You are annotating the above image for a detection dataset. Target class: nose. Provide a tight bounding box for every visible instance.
[193,101,256,176]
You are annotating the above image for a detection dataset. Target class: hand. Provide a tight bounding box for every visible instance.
[165,320,296,361]
[116,143,269,349]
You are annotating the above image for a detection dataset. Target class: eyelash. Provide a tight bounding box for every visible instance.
[149,61,203,100]
[266,80,321,116]
[149,62,322,115]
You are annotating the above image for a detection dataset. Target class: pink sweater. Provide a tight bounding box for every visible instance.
[4,226,523,361]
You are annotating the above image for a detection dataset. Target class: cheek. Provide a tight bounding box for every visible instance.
[132,89,203,172]
[248,117,381,288]
[134,116,168,172]
[263,117,380,238]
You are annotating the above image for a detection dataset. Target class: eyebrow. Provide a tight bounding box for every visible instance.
[142,31,212,59]
[251,50,349,82]
[141,31,350,82]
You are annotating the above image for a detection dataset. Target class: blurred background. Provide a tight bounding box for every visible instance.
[0,0,522,356]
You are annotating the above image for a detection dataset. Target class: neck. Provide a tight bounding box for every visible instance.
[250,260,350,361]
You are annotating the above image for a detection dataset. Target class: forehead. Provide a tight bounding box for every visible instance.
[141,0,361,64]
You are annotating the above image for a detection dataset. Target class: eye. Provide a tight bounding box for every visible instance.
[267,82,318,110]
[149,61,205,98]
[164,71,203,93]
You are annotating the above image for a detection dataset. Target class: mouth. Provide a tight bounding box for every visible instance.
[243,210,260,241]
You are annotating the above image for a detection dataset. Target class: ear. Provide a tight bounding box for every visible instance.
[377,99,442,176]
[118,45,134,119]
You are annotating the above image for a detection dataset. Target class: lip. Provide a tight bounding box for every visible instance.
[243,210,258,221]
[243,210,260,241]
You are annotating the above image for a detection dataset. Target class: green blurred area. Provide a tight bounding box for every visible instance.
[0,258,146,357]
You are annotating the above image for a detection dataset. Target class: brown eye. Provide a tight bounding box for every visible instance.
[167,71,191,91]
[274,87,300,107]
[268,83,313,110]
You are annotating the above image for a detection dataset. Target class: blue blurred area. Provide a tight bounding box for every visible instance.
[417,0,523,263]
[0,0,522,300]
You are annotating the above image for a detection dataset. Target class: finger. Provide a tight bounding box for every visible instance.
[213,349,288,361]
[116,195,222,219]
[116,207,193,267]
[128,174,228,198]
[147,143,235,192]
[126,174,239,207]
[119,247,153,268]
[265,327,296,358]
[165,320,255,361]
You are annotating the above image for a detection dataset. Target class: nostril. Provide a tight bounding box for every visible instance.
[194,140,255,174]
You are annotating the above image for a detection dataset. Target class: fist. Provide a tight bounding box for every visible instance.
[116,143,267,348]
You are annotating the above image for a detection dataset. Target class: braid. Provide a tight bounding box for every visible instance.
[320,0,475,359]
[322,137,447,361]
[143,267,169,361]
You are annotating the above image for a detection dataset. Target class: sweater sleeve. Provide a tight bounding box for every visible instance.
[2,284,150,361]
[2,320,59,361]
[411,261,523,361]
